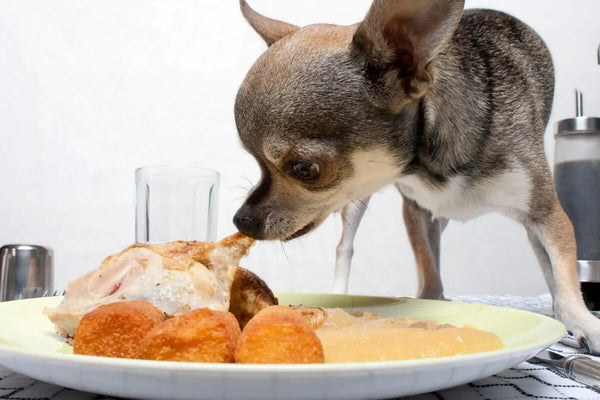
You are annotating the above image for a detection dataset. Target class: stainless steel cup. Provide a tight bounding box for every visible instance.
[0,245,54,301]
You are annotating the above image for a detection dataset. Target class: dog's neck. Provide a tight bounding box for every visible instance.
[400,31,496,186]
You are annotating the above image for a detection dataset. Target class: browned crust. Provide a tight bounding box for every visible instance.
[234,306,324,364]
[140,308,241,363]
[73,301,165,359]
[196,232,255,267]
[229,267,278,328]
[99,232,254,271]
[291,305,327,329]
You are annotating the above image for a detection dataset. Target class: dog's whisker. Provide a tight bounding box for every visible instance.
[339,212,350,227]
[279,241,292,266]
[351,199,363,209]
[242,176,255,188]
[295,236,305,250]
[351,199,371,213]
[229,185,251,192]
[340,213,348,225]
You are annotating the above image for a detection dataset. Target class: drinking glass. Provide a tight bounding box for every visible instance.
[135,166,219,243]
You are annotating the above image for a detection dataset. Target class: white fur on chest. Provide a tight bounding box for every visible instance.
[396,168,532,221]
[346,149,401,201]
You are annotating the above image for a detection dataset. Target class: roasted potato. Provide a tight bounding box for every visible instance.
[234,305,324,364]
[141,308,241,362]
[73,301,164,359]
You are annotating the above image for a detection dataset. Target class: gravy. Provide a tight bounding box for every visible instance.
[315,308,503,363]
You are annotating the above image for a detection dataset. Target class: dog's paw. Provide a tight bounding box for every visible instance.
[570,331,600,355]
[562,313,600,355]
[579,333,600,355]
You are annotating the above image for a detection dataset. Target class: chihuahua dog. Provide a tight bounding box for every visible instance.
[233,0,600,353]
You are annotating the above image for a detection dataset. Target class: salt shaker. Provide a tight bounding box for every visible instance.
[0,244,54,301]
[554,91,600,311]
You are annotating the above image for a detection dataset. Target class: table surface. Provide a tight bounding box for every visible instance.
[1,294,599,400]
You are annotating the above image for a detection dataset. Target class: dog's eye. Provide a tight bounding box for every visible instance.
[291,161,320,182]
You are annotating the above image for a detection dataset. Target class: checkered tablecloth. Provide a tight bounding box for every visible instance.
[1,295,599,400]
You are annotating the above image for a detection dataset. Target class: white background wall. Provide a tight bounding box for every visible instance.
[1,0,599,297]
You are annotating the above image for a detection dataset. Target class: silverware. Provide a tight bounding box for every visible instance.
[532,349,600,389]
[0,244,54,301]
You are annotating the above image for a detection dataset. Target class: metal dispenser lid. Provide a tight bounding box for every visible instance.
[556,117,600,136]
[555,91,600,137]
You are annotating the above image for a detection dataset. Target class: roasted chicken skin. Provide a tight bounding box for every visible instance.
[229,267,278,328]
[45,233,264,338]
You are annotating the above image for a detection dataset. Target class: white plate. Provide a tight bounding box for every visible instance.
[0,294,564,400]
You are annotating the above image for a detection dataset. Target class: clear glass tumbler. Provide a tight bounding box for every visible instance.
[135,166,219,243]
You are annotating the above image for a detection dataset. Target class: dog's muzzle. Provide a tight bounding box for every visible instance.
[284,221,315,241]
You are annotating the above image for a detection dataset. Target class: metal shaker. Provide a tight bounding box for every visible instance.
[0,244,54,301]
[554,91,600,311]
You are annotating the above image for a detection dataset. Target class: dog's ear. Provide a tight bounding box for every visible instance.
[352,0,464,111]
[240,0,299,47]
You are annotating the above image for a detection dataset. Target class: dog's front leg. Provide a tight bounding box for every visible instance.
[402,195,447,300]
[333,197,371,293]
[526,196,600,353]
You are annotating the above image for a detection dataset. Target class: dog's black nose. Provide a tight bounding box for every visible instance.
[233,209,261,238]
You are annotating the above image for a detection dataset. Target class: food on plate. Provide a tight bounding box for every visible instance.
[234,305,325,364]
[314,308,504,362]
[292,305,328,329]
[44,232,265,339]
[70,300,502,364]
[46,229,502,364]
[229,267,278,328]
[73,301,164,358]
[141,308,241,362]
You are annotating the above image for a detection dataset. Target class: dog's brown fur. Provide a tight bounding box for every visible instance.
[233,0,600,353]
